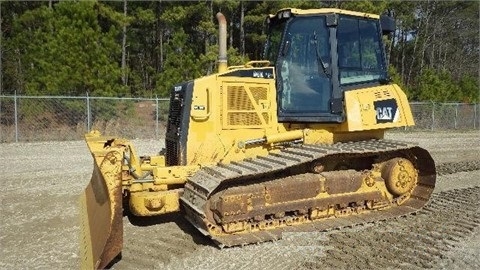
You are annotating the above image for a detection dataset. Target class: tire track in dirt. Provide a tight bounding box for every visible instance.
[301,186,480,269]
[436,160,480,175]
[113,213,209,269]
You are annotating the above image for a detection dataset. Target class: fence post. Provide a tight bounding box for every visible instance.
[474,104,477,130]
[155,95,159,140]
[14,91,18,142]
[86,92,91,131]
[454,103,458,129]
[431,101,435,131]
[0,95,2,142]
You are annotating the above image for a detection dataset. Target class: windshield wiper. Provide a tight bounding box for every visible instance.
[313,31,331,78]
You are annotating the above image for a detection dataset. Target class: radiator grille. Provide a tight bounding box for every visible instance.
[227,86,253,110]
[225,85,269,127]
[165,85,186,166]
[228,112,262,126]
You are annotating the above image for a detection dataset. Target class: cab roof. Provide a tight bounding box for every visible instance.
[270,8,380,20]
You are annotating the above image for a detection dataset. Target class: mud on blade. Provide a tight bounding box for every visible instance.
[79,134,125,269]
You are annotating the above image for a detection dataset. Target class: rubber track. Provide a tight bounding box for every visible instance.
[180,139,436,247]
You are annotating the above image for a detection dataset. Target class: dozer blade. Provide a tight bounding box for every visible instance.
[79,133,125,269]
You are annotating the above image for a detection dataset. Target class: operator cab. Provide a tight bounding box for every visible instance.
[265,9,391,123]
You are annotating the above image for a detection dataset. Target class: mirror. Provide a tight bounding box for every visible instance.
[380,14,395,35]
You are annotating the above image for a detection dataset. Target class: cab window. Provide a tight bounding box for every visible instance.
[278,16,332,113]
[337,17,386,85]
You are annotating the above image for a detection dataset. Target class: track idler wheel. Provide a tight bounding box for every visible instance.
[382,158,418,196]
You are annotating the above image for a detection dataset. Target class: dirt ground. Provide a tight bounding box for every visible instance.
[0,131,479,269]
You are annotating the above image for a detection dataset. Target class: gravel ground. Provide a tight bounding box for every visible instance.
[0,130,478,269]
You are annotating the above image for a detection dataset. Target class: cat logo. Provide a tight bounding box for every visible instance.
[374,99,399,123]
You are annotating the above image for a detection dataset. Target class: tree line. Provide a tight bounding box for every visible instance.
[1,0,478,102]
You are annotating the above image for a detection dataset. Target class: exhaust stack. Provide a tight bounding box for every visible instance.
[216,12,227,73]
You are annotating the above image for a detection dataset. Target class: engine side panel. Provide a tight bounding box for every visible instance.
[179,70,409,167]
[339,84,414,132]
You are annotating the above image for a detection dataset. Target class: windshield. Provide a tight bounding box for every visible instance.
[275,16,332,113]
[337,16,387,85]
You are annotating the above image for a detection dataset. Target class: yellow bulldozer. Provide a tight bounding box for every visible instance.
[80,8,436,269]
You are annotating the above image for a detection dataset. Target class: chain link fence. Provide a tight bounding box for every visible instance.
[0,95,169,142]
[1,95,478,143]
[409,102,479,130]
